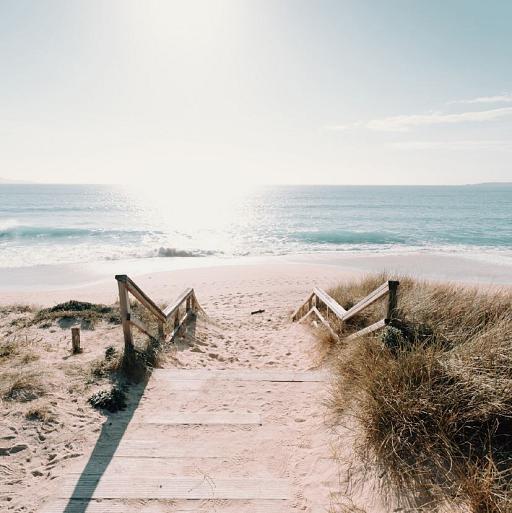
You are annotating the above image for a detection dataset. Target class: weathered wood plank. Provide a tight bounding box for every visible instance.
[116,275,166,323]
[313,287,347,319]
[342,281,389,322]
[148,378,208,390]
[310,306,340,341]
[346,318,387,341]
[128,316,154,339]
[291,291,314,321]
[151,369,329,382]
[137,412,261,425]
[42,499,293,513]
[66,456,240,475]
[58,477,290,500]
[91,439,229,458]
[296,306,315,322]
[162,288,193,319]
[167,310,191,342]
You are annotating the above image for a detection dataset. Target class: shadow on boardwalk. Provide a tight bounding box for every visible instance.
[59,318,198,513]
[61,379,147,513]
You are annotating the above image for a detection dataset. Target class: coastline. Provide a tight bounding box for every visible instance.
[1,250,511,306]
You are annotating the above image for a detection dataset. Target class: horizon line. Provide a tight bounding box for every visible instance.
[1,181,511,187]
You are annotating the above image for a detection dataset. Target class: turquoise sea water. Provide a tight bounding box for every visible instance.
[0,184,511,268]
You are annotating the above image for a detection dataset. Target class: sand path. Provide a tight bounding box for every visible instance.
[38,266,347,513]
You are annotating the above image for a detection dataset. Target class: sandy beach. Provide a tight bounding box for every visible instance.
[2,251,512,306]
[2,254,512,513]
[0,260,356,513]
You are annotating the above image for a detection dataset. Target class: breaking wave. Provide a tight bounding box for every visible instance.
[0,224,159,240]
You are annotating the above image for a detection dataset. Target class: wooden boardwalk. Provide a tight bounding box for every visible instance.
[40,368,335,513]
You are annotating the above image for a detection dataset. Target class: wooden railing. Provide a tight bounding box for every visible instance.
[292,280,399,341]
[115,274,203,355]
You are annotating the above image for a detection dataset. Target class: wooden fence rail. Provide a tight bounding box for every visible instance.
[115,274,203,356]
[292,280,399,342]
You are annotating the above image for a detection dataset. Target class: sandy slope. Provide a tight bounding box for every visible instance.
[3,263,386,513]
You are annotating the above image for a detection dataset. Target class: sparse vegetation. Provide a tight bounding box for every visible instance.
[33,300,121,328]
[89,350,122,381]
[0,304,36,316]
[25,401,57,423]
[0,369,46,402]
[0,296,173,513]
[88,386,127,412]
[325,275,512,513]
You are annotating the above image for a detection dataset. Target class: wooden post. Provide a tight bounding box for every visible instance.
[71,327,81,354]
[117,276,134,357]
[387,280,399,323]
[186,296,191,313]
[158,321,164,341]
[174,309,180,329]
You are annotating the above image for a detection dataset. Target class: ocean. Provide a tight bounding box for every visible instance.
[0,184,511,269]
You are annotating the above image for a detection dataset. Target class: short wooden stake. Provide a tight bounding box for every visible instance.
[71,327,81,354]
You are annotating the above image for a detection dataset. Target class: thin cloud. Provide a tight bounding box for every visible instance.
[450,93,512,104]
[326,107,512,132]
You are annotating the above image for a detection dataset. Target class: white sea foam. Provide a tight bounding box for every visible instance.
[0,184,511,269]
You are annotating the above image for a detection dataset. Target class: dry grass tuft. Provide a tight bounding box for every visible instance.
[25,400,57,423]
[326,274,512,513]
[0,369,47,402]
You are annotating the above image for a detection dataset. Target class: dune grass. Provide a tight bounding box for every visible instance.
[325,275,512,513]
[33,300,121,328]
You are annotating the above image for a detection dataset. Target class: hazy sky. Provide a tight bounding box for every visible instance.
[1,0,512,186]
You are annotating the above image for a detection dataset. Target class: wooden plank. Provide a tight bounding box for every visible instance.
[128,316,154,339]
[58,477,290,500]
[296,307,339,342]
[297,306,315,323]
[41,499,292,513]
[65,456,241,475]
[162,288,193,319]
[291,291,314,321]
[151,369,329,382]
[92,439,228,458]
[167,311,191,342]
[137,412,261,425]
[342,281,389,322]
[313,287,347,320]
[148,379,207,390]
[116,275,166,323]
[346,318,387,341]
[310,307,339,341]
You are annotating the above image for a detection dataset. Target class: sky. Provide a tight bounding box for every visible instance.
[1,0,512,186]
